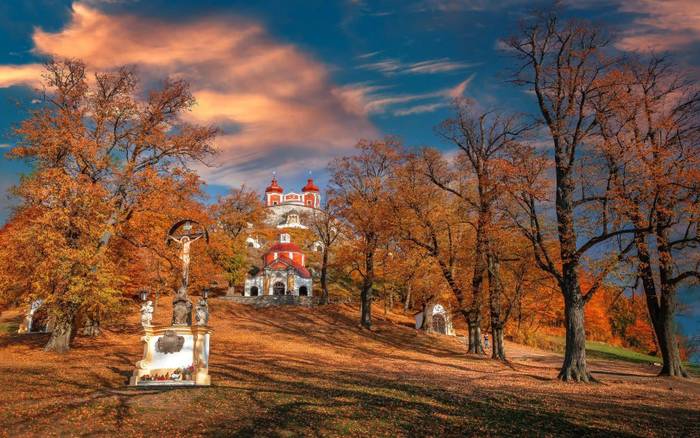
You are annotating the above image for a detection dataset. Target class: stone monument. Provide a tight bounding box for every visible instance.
[129,219,213,387]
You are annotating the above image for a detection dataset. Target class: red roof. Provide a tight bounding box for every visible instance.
[265,255,311,278]
[265,177,283,193]
[268,242,303,253]
[302,178,319,192]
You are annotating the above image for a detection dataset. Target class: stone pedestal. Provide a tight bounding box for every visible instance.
[129,325,212,386]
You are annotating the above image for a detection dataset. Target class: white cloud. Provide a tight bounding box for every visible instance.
[0,3,378,188]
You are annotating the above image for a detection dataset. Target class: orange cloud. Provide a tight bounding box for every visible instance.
[616,0,700,52]
[1,3,376,188]
[0,64,43,88]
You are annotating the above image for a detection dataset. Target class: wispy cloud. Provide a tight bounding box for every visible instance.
[336,74,474,117]
[0,3,377,188]
[394,102,449,116]
[614,0,700,52]
[355,51,382,59]
[0,144,11,149]
[360,57,476,76]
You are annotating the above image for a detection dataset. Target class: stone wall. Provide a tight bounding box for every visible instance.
[221,295,353,308]
[222,295,319,308]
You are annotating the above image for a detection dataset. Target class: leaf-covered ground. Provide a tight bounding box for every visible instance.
[0,300,698,437]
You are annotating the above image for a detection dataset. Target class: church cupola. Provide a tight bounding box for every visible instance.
[301,178,320,208]
[265,176,284,206]
[302,178,319,192]
[265,177,284,194]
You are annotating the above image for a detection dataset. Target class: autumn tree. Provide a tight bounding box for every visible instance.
[388,150,474,335]
[329,138,402,328]
[2,59,217,352]
[210,185,267,290]
[424,99,532,357]
[307,197,342,304]
[506,13,640,381]
[594,56,700,377]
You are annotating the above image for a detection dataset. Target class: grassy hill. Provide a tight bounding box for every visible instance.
[0,299,698,437]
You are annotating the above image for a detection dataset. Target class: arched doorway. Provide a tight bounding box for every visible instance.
[273,282,286,296]
[250,286,259,297]
[299,286,308,296]
[432,314,446,334]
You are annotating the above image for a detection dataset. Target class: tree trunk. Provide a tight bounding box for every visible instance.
[655,297,687,377]
[403,283,412,314]
[360,283,372,329]
[492,325,505,361]
[44,307,76,353]
[467,317,483,354]
[468,210,488,354]
[654,223,688,378]
[421,298,435,333]
[555,153,591,382]
[320,248,329,305]
[360,246,375,329]
[558,288,592,382]
[487,251,506,361]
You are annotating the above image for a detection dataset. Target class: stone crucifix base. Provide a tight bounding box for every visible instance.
[129,325,212,387]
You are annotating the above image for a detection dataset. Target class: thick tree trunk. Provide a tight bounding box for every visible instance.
[554,154,592,382]
[654,224,688,378]
[360,284,372,329]
[491,325,505,361]
[44,308,76,353]
[558,289,592,382]
[656,298,687,377]
[320,248,329,305]
[467,316,483,354]
[360,246,375,329]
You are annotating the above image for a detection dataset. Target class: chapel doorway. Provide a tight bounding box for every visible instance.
[432,313,446,334]
[273,282,286,296]
[299,286,308,296]
[250,286,259,297]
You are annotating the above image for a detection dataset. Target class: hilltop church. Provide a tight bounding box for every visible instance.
[242,176,321,297]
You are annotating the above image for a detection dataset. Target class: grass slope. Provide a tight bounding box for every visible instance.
[0,300,699,437]
[547,336,700,376]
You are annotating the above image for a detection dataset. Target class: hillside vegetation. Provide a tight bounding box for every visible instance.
[0,300,698,437]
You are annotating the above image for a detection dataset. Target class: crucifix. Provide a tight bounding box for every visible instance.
[167,220,209,288]
[166,219,209,325]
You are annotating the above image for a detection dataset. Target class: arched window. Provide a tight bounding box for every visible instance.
[299,286,308,296]
[250,286,259,297]
[273,282,286,296]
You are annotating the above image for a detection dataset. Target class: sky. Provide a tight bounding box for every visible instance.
[0,1,698,344]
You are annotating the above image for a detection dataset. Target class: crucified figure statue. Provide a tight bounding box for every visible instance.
[167,220,208,289]
[166,220,209,325]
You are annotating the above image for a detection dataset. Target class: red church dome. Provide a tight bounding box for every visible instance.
[302,178,319,192]
[265,177,283,193]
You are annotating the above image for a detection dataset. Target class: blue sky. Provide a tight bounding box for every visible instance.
[0,1,698,345]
